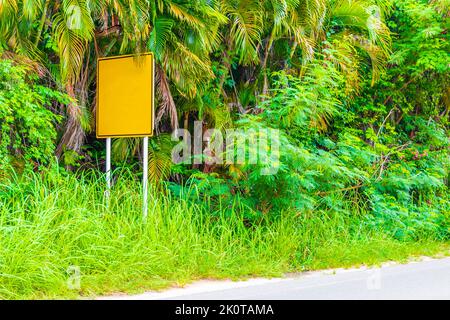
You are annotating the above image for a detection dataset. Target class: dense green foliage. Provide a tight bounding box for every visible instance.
[0,60,69,171]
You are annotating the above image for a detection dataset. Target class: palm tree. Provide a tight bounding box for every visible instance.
[216,0,391,99]
[149,0,227,131]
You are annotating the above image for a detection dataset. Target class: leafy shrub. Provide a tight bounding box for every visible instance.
[169,52,449,241]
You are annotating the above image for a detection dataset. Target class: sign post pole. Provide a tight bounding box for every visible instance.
[105,137,111,205]
[142,136,149,218]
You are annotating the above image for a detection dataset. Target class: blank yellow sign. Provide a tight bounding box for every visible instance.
[96,53,154,138]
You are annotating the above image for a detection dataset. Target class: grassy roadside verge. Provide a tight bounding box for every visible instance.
[0,170,448,299]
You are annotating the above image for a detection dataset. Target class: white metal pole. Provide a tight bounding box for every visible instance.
[142,136,149,218]
[106,137,111,203]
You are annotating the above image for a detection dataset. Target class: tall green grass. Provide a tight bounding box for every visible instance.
[0,168,448,299]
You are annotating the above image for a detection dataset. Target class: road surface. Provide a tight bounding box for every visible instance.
[101,257,450,300]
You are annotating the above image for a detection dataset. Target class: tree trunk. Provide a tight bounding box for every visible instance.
[56,84,85,159]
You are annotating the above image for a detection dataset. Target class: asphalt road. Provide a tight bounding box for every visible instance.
[102,257,450,300]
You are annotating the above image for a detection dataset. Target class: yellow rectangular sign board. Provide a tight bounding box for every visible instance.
[96,53,154,138]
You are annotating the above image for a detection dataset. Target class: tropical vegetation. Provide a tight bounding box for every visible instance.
[0,0,448,298]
